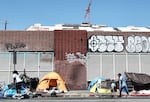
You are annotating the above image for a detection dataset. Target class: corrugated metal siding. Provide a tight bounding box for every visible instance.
[0,31,54,51]
[54,30,87,60]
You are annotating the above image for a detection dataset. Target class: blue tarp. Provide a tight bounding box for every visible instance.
[1,85,26,98]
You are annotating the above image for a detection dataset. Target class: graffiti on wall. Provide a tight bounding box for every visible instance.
[5,42,26,50]
[65,52,86,64]
[88,35,150,53]
[88,35,124,52]
[126,35,150,53]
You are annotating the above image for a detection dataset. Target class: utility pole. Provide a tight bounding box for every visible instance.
[4,20,8,30]
[0,20,8,30]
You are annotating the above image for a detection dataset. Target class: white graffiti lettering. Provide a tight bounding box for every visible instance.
[65,52,86,64]
[88,35,124,52]
[126,35,150,53]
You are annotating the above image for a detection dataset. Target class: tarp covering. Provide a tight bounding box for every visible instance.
[125,72,150,90]
[36,72,67,92]
[125,72,150,84]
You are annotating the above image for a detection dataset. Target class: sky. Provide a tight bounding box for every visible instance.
[0,0,150,30]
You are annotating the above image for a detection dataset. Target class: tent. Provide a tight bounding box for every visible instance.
[88,77,111,94]
[36,72,67,92]
[87,77,105,91]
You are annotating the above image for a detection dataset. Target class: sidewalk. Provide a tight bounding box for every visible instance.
[40,90,150,99]
[58,90,97,98]
[56,90,117,99]
[40,90,97,98]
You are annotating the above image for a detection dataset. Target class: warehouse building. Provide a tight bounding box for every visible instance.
[0,23,150,89]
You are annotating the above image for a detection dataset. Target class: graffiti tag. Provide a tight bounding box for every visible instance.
[5,42,26,50]
[65,52,86,64]
[126,35,150,53]
[88,35,124,52]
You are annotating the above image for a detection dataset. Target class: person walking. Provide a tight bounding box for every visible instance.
[118,73,129,97]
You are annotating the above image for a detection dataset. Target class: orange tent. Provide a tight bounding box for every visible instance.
[36,72,67,92]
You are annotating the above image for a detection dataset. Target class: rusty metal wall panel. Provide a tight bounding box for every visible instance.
[0,31,54,51]
[55,61,87,90]
[54,30,87,60]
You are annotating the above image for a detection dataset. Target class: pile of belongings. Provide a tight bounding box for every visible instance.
[0,84,30,99]
[125,72,150,96]
[0,74,39,99]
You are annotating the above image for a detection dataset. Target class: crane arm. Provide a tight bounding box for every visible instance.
[85,0,92,24]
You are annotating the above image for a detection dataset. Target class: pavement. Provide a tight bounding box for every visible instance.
[40,90,150,99]
[40,90,110,98]
[1,90,150,102]
[57,90,96,98]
